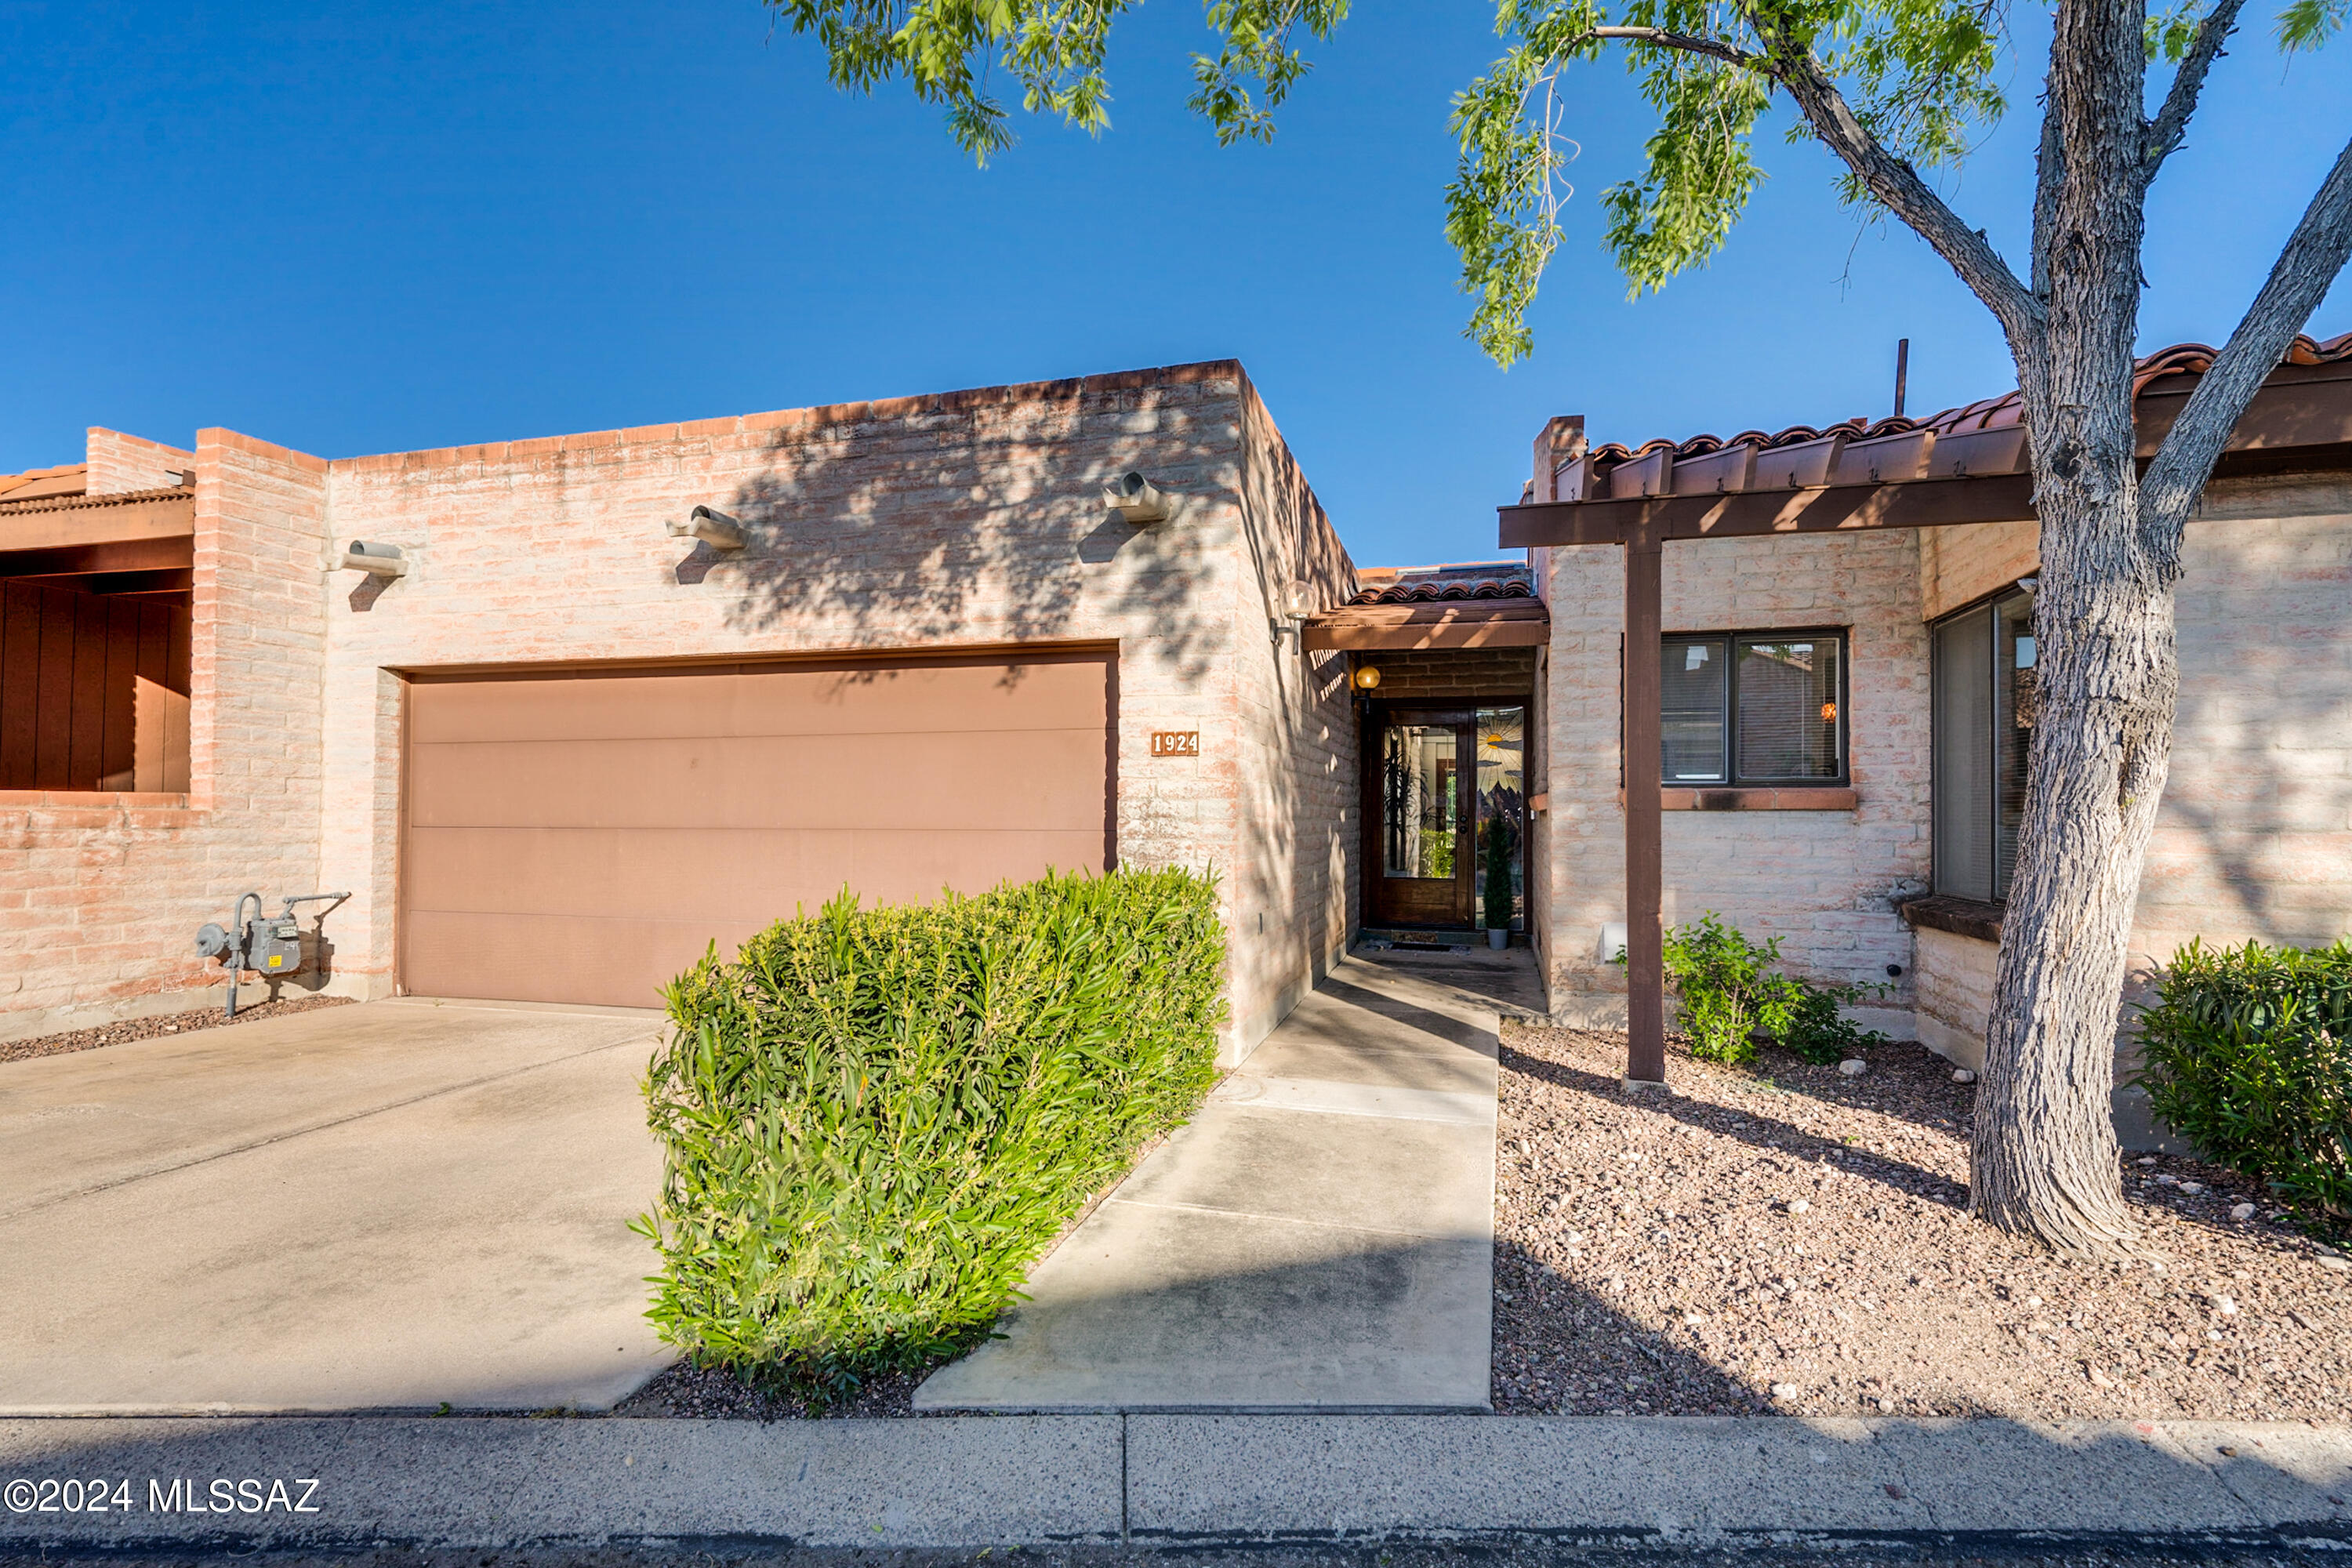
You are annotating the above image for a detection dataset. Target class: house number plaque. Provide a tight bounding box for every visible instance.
[1150,731,1200,758]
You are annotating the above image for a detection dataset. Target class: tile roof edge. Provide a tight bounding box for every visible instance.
[1578,330,2352,466]
[0,485,195,516]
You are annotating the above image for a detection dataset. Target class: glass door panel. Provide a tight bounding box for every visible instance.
[1475,707,1525,931]
[1375,715,1473,926]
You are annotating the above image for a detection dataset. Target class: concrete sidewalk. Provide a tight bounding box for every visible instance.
[2,1416,2346,1551]
[914,954,1501,1412]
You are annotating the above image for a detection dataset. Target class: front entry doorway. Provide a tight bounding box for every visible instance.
[1369,704,1526,931]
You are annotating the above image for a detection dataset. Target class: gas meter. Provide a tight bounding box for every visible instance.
[194,889,350,1018]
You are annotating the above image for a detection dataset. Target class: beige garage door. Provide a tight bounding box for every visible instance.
[400,651,1112,1008]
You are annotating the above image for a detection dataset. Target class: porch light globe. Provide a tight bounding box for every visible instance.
[1353,666,1381,690]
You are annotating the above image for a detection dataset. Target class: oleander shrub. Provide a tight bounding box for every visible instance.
[1639,913,1886,1066]
[634,868,1226,1402]
[2134,937,2352,1229]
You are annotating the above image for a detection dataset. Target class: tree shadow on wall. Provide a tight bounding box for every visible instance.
[705,405,1236,692]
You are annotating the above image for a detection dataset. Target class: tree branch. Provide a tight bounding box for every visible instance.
[2030,100,2063,301]
[1748,16,2043,346]
[2141,132,2352,546]
[1587,26,1777,73]
[2143,0,2249,184]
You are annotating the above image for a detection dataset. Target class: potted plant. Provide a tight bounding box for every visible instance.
[1483,818,1515,949]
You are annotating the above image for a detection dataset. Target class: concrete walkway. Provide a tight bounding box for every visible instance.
[3,1415,2347,1550]
[915,953,1503,1413]
[0,998,672,1415]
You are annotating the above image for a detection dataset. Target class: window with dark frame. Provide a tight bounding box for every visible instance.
[1930,586,2035,902]
[1657,630,1849,786]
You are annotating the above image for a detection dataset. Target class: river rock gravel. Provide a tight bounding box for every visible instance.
[0,994,357,1065]
[1493,1022,2351,1419]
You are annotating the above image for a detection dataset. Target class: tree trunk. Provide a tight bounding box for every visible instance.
[1969,477,2176,1254]
[1967,0,2161,1255]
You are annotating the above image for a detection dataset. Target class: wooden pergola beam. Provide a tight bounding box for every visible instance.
[1302,601,1549,651]
[1499,472,2038,549]
[0,538,195,578]
[0,496,195,555]
[1503,470,2045,1086]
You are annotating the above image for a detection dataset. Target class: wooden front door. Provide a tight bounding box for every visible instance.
[1371,708,1475,927]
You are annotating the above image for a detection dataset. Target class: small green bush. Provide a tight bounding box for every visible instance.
[2134,937,2352,1229]
[1636,913,1886,1065]
[1483,820,1515,931]
[634,868,1226,1402]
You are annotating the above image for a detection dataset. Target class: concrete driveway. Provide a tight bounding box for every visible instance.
[0,998,673,1414]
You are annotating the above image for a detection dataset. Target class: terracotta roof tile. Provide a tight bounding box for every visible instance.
[0,484,192,516]
[1575,331,2352,470]
[1351,560,1536,604]
[0,463,87,504]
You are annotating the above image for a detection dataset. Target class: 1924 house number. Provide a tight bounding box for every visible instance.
[1149,731,1200,758]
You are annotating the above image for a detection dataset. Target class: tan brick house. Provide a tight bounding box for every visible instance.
[7,340,2347,1105]
[0,364,1359,1061]
[1491,332,2352,1135]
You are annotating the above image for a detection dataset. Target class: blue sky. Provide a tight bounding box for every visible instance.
[4,1,2347,568]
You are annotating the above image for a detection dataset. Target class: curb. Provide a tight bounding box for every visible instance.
[1,1415,2347,1552]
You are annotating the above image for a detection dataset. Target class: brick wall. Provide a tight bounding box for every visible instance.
[301,361,1347,1063]
[85,428,196,496]
[1355,647,1536,702]
[9,365,1360,1056]
[1541,529,1931,1025]
[0,431,330,1040]
[1918,517,2038,621]
[1223,381,1359,1049]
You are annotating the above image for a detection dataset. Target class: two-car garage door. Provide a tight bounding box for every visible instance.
[400,652,1112,1008]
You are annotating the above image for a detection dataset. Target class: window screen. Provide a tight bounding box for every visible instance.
[1736,637,1842,780]
[1661,637,1729,782]
[1932,604,1997,901]
[1659,630,1846,786]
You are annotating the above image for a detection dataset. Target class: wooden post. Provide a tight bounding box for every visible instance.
[1623,528,1666,1083]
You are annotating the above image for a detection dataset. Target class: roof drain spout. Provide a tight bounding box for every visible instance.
[667,506,746,550]
[1104,471,1172,525]
[339,541,407,578]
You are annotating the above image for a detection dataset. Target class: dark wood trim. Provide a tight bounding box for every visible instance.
[0,495,194,554]
[1896,893,2004,943]
[0,537,194,578]
[1305,601,1549,651]
[1624,534,1665,1083]
[1501,473,2038,548]
[5,569,194,597]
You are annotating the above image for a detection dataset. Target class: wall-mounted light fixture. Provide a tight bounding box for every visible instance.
[339,541,407,578]
[1104,471,1172,524]
[1352,666,1382,691]
[1271,597,1315,643]
[666,505,747,550]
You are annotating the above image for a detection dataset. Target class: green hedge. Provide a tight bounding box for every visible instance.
[2135,937,2352,1228]
[634,869,1226,1399]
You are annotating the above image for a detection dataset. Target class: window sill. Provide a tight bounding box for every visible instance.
[1895,894,2004,942]
[1619,786,1859,811]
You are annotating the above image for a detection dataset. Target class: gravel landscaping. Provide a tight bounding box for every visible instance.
[615,1359,927,1419]
[0,994,357,1065]
[1494,1021,2352,1419]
